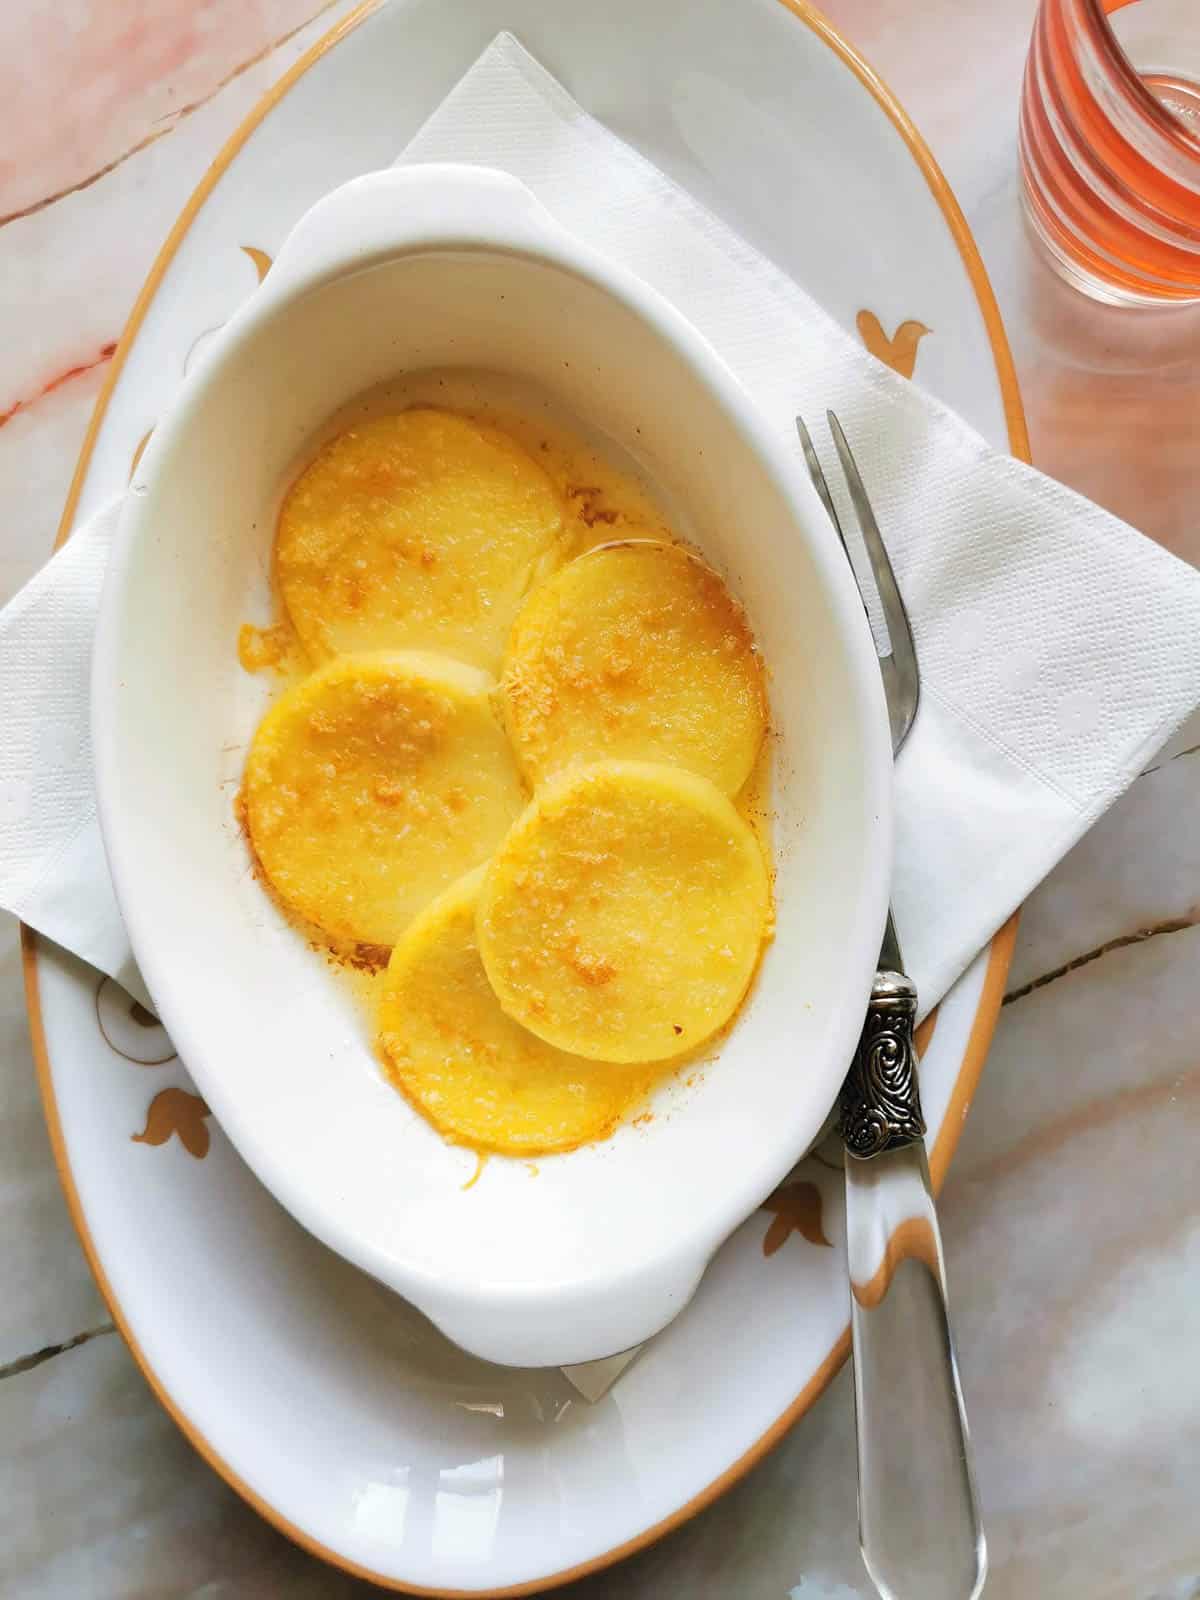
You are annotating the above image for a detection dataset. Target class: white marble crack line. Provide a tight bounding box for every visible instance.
[0,1321,116,1383]
[0,0,343,230]
[1003,916,1198,1006]
[1141,740,1200,779]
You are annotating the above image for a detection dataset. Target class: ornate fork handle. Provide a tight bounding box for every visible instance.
[839,970,925,1159]
[840,971,984,1600]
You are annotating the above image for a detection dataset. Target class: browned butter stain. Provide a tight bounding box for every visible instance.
[237,621,299,675]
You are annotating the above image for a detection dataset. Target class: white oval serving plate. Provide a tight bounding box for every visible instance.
[25,0,1026,1591]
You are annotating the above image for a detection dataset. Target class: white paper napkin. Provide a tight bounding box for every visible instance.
[0,502,150,1009]
[4,35,1200,1321]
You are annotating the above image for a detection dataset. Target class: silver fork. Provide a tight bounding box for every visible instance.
[797,412,986,1600]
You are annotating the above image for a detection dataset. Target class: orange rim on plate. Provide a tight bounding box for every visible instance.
[21,1,1028,1592]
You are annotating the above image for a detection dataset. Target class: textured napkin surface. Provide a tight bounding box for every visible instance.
[0,502,150,1009]
[5,33,1200,1038]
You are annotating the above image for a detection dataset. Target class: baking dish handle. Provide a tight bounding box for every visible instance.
[256,162,572,306]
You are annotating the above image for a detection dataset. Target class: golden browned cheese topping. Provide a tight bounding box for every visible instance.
[500,541,766,795]
[476,760,771,1064]
[240,401,773,1157]
[378,867,656,1156]
[275,409,563,672]
[242,651,523,947]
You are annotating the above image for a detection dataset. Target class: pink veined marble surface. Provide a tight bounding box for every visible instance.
[1,2,1199,1597]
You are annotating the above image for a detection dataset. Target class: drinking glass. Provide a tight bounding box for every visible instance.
[1020,0,1200,304]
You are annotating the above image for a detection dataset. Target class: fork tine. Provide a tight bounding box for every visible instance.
[795,415,852,560]
[826,410,920,736]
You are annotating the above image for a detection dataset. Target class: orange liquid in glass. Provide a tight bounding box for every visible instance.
[1020,0,1200,302]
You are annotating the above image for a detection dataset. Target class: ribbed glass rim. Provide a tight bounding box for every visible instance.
[1080,0,1200,166]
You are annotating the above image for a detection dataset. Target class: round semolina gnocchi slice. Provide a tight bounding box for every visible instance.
[242,652,523,947]
[500,540,767,795]
[276,408,564,671]
[378,867,655,1155]
[477,760,771,1064]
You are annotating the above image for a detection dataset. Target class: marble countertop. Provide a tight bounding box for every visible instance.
[3,1,1199,1595]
